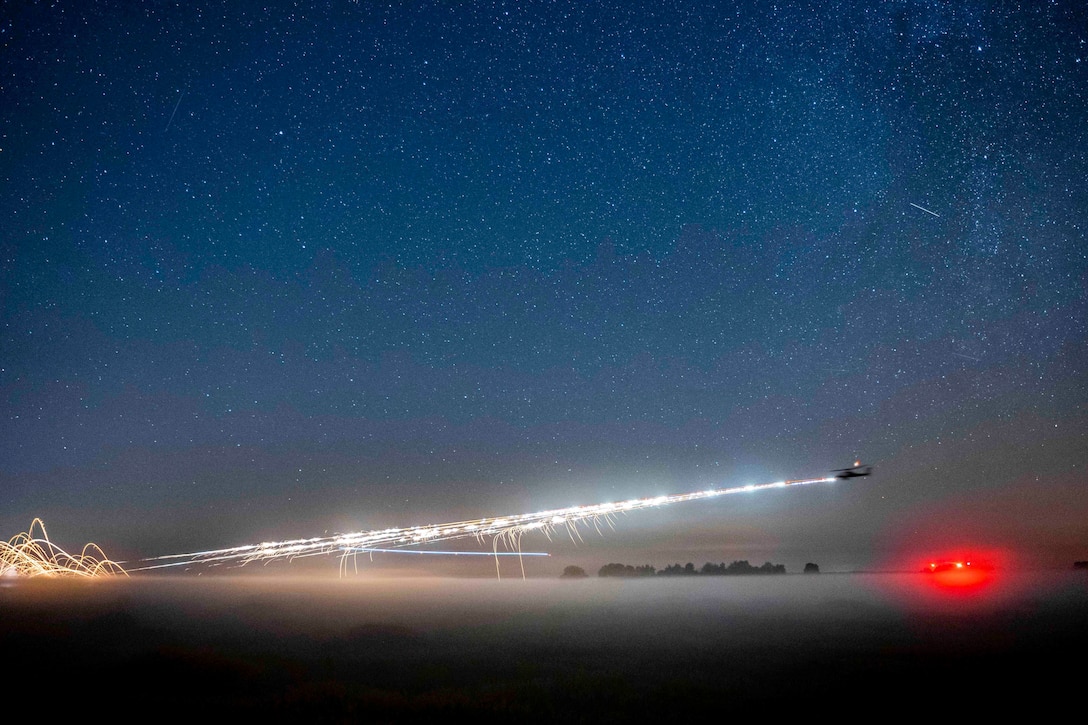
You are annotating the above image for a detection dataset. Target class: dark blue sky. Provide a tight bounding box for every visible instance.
[2,1,1085,571]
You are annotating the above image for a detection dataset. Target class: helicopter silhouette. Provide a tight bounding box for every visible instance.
[832,461,873,479]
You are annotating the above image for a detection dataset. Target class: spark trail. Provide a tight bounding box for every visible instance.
[136,475,837,571]
[1,518,126,578]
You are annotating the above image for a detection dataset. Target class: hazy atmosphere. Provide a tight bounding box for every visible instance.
[2,1,1086,572]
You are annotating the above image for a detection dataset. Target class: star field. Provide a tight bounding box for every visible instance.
[2,1,1085,569]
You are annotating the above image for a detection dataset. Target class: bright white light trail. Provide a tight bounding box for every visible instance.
[344,548,550,557]
[135,475,836,572]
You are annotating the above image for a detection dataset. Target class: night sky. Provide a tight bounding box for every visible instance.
[3,1,1085,572]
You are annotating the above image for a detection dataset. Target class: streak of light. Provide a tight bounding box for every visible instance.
[342,548,550,557]
[164,89,184,131]
[1,519,126,578]
[910,202,940,217]
[135,476,838,571]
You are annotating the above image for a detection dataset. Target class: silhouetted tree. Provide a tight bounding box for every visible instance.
[609,559,791,576]
[598,563,656,577]
[561,565,588,578]
[598,563,628,577]
[804,563,820,574]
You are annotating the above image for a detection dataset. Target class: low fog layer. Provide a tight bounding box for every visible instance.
[3,573,1084,719]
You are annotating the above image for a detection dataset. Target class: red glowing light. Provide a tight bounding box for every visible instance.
[922,556,996,592]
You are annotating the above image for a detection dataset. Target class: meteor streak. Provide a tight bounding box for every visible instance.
[910,202,940,218]
[137,475,838,572]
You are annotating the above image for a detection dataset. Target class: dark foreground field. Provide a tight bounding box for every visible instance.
[3,571,1084,721]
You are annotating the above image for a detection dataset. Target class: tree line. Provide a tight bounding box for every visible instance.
[561,560,801,578]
